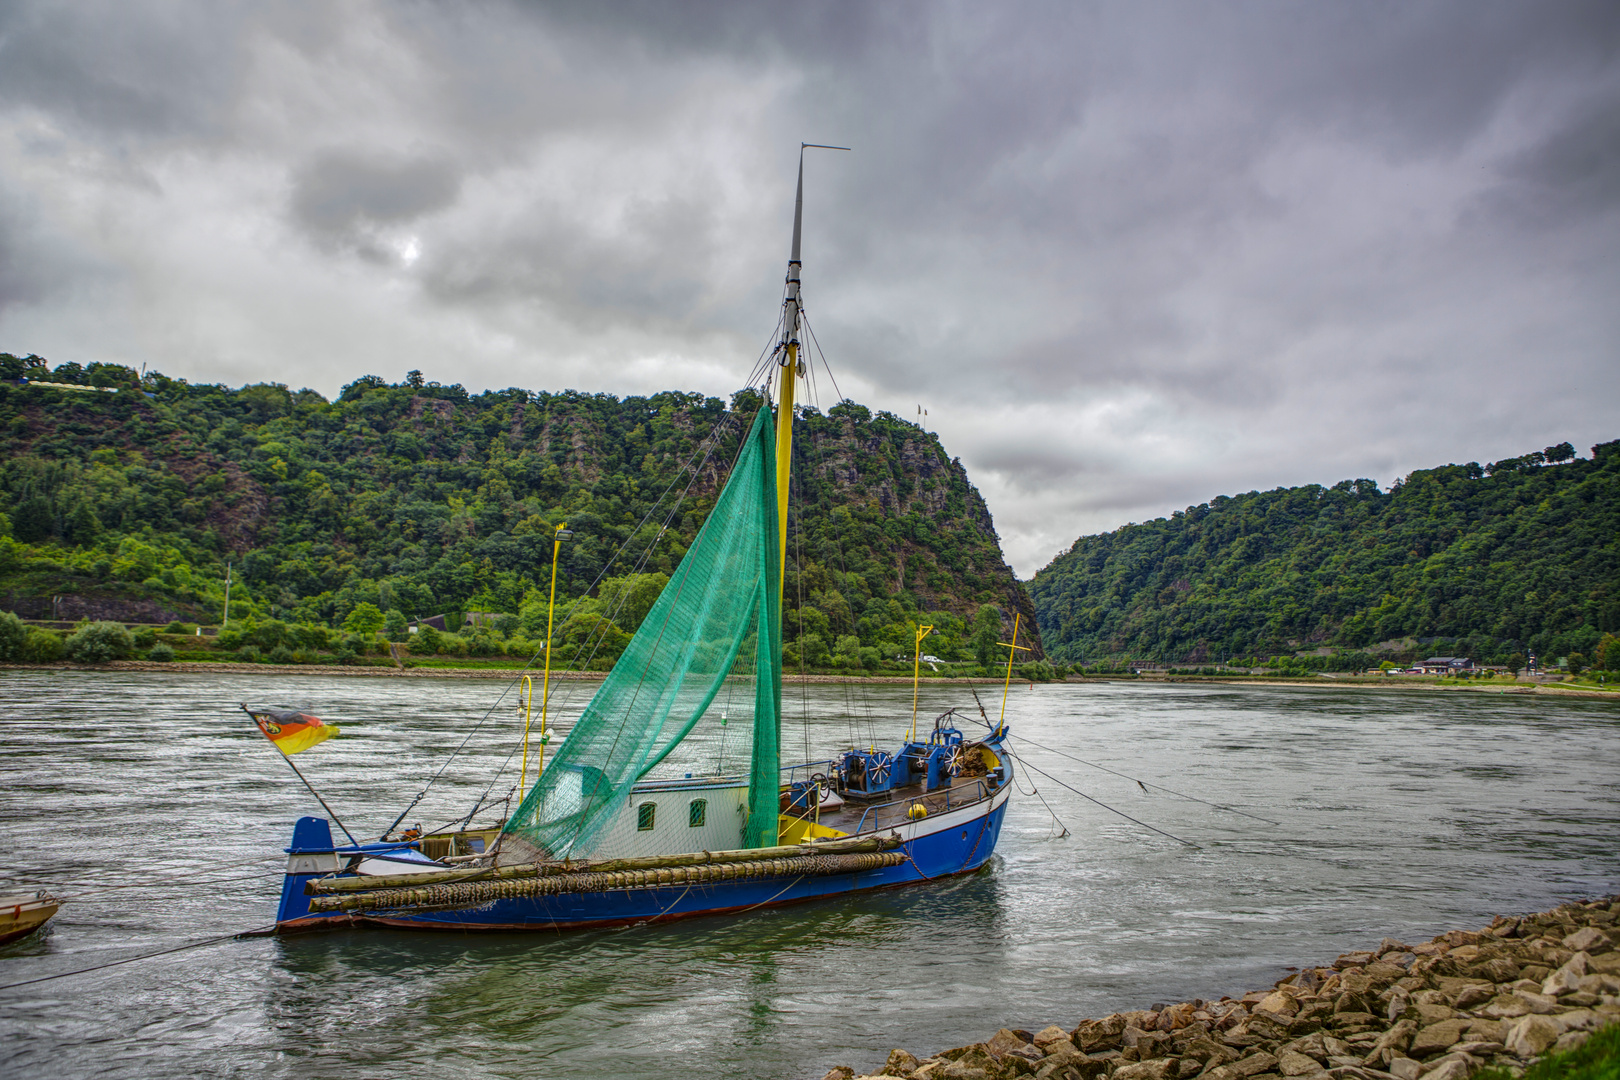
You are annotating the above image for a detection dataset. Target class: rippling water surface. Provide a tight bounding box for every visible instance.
[1,670,1616,1079]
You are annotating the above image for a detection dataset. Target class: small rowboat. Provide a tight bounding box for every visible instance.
[0,890,60,945]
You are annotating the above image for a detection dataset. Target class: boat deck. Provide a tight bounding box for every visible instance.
[792,773,999,838]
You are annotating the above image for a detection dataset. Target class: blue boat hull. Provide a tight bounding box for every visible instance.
[275,781,1010,933]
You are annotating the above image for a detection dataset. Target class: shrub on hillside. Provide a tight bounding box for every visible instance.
[132,627,157,649]
[147,642,176,662]
[65,621,135,663]
[25,629,65,662]
[236,644,262,663]
[0,610,25,660]
[268,644,296,664]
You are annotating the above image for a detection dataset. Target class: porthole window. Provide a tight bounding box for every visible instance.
[688,799,707,827]
[637,802,657,831]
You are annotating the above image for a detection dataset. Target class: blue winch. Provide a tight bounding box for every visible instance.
[838,748,899,798]
[899,725,968,792]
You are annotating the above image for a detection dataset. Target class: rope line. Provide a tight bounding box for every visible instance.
[1006,745,1199,848]
[1009,733,1279,825]
[0,926,274,991]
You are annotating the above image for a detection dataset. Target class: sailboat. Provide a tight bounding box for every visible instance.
[270,149,1017,933]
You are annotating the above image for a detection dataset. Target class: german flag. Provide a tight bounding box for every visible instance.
[249,708,339,756]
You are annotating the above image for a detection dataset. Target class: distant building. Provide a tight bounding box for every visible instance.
[409,614,449,633]
[1415,656,1472,674]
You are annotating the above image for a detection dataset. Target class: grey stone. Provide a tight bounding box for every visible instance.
[1452,984,1493,1010]
[1407,1019,1467,1058]
[1563,927,1613,953]
[1502,1014,1561,1058]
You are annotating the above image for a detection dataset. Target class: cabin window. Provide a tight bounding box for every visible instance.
[637,802,657,831]
[688,799,707,827]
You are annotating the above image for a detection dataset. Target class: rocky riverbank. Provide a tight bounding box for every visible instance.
[822,897,1620,1080]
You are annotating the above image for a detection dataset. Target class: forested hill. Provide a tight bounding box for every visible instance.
[0,354,1042,668]
[1028,440,1619,666]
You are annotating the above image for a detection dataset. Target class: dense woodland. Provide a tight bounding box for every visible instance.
[1029,438,1620,669]
[0,353,1042,672]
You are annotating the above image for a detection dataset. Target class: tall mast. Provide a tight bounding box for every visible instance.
[775,143,847,594]
[774,154,804,592]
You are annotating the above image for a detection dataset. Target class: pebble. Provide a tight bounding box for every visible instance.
[818,896,1620,1080]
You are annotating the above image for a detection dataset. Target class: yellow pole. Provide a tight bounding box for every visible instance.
[539,523,566,781]
[775,347,796,593]
[909,623,934,741]
[998,613,1031,730]
[519,675,533,796]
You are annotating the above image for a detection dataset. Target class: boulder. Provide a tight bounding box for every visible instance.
[1361,1019,1415,1066]
[1032,1027,1073,1052]
[1477,995,1529,1019]
[1334,993,1371,1015]
[882,1049,922,1076]
[1452,984,1493,1010]
[1257,992,1298,1017]
[1274,1050,1319,1076]
[1335,952,1377,970]
[1411,1002,1453,1026]
[1542,952,1590,996]
[822,1069,856,1080]
[1587,951,1620,975]
[1563,927,1613,953]
[1407,1019,1467,1058]
[1513,990,1559,1014]
[1201,1051,1280,1080]
[1073,1016,1128,1052]
[1502,1014,1561,1059]
[1553,1030,1591,1054]
[1421,1053,1477,1080]
[988,1030,1033,1059]
[1386,1058,1421,1080]
[1110,1060,1178,1080]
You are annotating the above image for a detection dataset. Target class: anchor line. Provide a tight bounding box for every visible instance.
[1008,732,1279,826]
[1004,745,1199,849]
[0,925,275,991]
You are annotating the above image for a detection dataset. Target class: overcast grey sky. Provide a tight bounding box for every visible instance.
[2,1,1617,576]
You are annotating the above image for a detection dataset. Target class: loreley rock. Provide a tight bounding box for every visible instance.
[820,896,1620,1080]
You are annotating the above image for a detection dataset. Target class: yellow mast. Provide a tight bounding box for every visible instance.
[776,144,847,592]
[909,623,935,741]
[997,612,1031,732]
[530,523,570,796]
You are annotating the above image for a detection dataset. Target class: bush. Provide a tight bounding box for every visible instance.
[236,644,262,663]
[132,627,157,649]
[0,610,25,661]
[268,644,296,664]
[65,621,135,663]
[24,628,65,662]
[334,646,358,665]
[163,620,187,633]
[147,642,176,662]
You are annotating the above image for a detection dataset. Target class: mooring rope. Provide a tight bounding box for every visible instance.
[1010,732,1279,826]
[0,925,276,991]
[1005,745,1199,849]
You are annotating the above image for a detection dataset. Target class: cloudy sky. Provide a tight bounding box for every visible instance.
[2,2,1617,576]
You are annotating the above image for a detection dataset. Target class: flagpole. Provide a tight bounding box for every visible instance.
[240,705,359,845]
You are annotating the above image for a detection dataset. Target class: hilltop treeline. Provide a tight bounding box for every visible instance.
[1029,440,1619,666]
[0,354,1041,670]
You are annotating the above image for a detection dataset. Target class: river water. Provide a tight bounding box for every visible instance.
[0,671,1616,1079]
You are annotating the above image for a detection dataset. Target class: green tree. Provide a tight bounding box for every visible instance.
[25,629,65,662]
[65,621,135,663]
[0,610,26,660]
[343,602,386,635]
[971,604,1001,667]
[12,495,52,542]
[1507,653,1527,676]
[384,608,408,641]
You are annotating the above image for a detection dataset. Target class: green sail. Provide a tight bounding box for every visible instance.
[503,406,782,857]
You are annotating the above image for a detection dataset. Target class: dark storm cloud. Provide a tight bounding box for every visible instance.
[1,1,1617,574]
[290,151,462,248]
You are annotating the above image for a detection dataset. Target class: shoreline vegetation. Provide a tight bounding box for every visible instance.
[819,897,1620,1080]
[1,659,1615,698]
